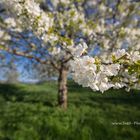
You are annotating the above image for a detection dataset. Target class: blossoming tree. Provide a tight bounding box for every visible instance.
[0,0,140,108]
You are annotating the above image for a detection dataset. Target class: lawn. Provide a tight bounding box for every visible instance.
[0,81,140,140]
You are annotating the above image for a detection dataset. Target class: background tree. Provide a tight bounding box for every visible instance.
[5,63,19,84]
[0,56,19,84]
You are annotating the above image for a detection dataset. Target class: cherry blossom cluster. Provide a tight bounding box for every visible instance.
[41,3,93,44]
[70,56,121,93]
[70,46,140,92]
[4,0,53,36]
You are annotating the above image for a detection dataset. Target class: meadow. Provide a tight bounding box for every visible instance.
[0,81,140,140]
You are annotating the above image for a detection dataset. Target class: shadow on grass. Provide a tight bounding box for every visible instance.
[68,81,93,94]
[89,88,140,106]
[89,95,140,106]
[0,82,140,108]
[68,82,140,107]
[0,84,54,107]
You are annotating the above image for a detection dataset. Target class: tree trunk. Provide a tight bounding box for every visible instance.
[58,66,68,109]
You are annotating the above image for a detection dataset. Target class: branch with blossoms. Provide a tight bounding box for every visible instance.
[0,44,61,71]
[70,49,140,93]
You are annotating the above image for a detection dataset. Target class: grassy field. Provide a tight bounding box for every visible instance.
[0,81,140,140]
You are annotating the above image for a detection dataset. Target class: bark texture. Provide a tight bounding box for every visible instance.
[58,66,68,109]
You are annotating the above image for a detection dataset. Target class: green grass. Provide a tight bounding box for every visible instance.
[0,81,140,140]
